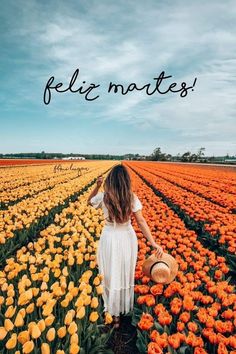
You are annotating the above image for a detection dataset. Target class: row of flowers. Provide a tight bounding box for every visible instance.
[137,162,236,210]
[124,163,236,354]
[0,164,89,207]
[0,159,76,166]
[127,162,236,260]
[0,161,116,247]
[148,162,236,193]
[0,178,115,353]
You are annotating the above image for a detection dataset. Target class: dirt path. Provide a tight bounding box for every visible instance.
[100,314,140,354]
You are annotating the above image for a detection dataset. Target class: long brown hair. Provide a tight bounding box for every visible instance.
[103,164,134,223]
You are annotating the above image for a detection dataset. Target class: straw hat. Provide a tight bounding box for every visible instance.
[142,251,178,284]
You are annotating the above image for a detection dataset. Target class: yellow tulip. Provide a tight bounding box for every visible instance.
[70,333,79,344]
[62,266,69,276]
[96,285,103,295]
[78,282,86,291]
[4,318,14,331]
[18,330,30,344]
[54,268,61,277]
[41,342,50,354]
[5,305,16,318]
[19,308,26,317]
[61,281,67,290]
[64,310,75,325]
[43,274,49,282]
[14,312,24,327]
[104,312,113,324]
[61,298,69,307]
[32,288,40,297]
[89,311,99,322]
[18,289,33,306]
[53,287,64,297]
[89,261,96,269]
[85,284,92,294]
[38,319,46,332]
[68,321,77,335]
[31,324,41,339]
[75,297,84,308]
[0,327,7,340]
[6,296,14,305]
[90,297,99,308]
[84,254,90,261]
[93,277,100,286]
[57,326,66,338]
[80,292,87,300]
[42,305,53,316]
[36,298,43,307]
[31,273,38,281]
[76,255,83,264]
[68,281,74,290]
[1,281,8,291]
[76,306,85,319]
[44,314,55,326]
[69,343,80,354]
[82,270,92,278]
[22,340,34,353]
[67,293,73,301]
[46,328,56,342]
[28,321,36,330]
[84,295,91,306]
[69,287,79,297]
[41,281,48,291]
[6,333,17,349]
[68,257,75,266]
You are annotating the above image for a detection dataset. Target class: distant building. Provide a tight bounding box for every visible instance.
[136,156,147,160]
[62,156,86,160]
[224,159,236,162]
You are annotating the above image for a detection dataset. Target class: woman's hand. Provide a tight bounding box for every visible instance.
[152,243,164,258]
[96,176,103,188]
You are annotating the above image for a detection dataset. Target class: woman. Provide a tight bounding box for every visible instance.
[87,164,163,329]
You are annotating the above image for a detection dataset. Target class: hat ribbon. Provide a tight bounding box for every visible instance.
[149,260,170,275]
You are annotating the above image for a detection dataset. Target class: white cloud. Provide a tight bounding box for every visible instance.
[1,0,236,154]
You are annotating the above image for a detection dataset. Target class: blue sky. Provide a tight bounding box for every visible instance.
[0,0,235,155]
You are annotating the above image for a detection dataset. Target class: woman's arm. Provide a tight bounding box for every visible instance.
[134,210,164,258]
[87,176,103,205]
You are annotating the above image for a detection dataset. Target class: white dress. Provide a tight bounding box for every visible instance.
[90,191,142,317]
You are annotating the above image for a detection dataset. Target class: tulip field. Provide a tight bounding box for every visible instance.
[0,160,236,354]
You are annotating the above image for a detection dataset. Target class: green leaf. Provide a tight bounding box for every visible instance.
[163,324,170,335]
[136,330,148,354]
[167,345,178,354]
[79,348,86,354]
[154,321,164,333]
[179,345,189,354]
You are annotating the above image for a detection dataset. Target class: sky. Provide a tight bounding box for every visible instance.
[0,0,235,156]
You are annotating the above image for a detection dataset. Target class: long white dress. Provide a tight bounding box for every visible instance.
[90,191,142,317]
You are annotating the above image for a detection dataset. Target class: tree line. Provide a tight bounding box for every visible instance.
[0,148,235,163]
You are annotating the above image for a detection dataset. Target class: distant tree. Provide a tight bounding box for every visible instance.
[208,155,215,161]
[166,154,172,161]
[39,151,46,159]
[190,153,198,162]
[197,147,205,161]
[151,147,163,161]
[181,151,192,162]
